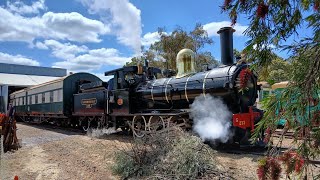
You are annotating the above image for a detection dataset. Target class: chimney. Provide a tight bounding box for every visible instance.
[217,27,235,65]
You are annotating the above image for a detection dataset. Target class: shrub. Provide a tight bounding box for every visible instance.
[158,135,216,179]
[111,151,136,178]
[111,128,222,179]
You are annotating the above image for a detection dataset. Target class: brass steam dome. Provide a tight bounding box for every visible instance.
[176,49,196,78]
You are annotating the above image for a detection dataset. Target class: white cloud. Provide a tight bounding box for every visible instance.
[6,0,46,15]
[40,40,88,60]
[42,12,109,42]
[141,32,161,46]
[0,52,40,66]
[203,21,248,37]
[92,73,113,82]
[253,44,276,50]
[80,0,142,53]
[0,7,109,43]
[34,41,48,49]
[34,39,131,73]
[53,48,131,72]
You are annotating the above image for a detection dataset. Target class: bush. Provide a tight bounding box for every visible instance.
[159,135,216,179]
[111,128,222,179]
[111,151,136,178]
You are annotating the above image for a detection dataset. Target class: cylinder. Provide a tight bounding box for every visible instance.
[217,27,235,65]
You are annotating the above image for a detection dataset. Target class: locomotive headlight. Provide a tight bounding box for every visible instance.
[117,98,124,106]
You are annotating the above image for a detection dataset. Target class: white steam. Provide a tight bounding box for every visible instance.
[87,127,117,138]
[190,95,232,143]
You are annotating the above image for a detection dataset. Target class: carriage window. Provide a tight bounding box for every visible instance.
[38,94,41,103]
[50,91,53,103]
[57,89,63,102]
[32,95,35,104]
[42,93,45,103]
[35,94,38,104]
[38,94,42,103]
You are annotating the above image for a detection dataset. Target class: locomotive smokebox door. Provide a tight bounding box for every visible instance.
[110,90,129,116]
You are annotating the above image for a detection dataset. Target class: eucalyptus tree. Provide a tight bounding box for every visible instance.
[127,24,218,71]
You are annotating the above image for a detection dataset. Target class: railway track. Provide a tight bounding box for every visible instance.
[217,142,320,165]
[219,145,320,165]
[272,129,295,139]
[272,128,318,140]
[18,121,86,134]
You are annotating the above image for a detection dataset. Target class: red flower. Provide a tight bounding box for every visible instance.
[257,157,281,180]
[294,158,304,173]
[280,151,305,175]
[257,3,269,18]
[263,135,270,143]
[270,158,281,180]
[239,68,252,91]
[265,127,271,134]
[314,2,319,11]
[263,128,271,143]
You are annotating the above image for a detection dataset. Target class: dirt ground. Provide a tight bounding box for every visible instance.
[1,123,131,180]
[1,123,319,180]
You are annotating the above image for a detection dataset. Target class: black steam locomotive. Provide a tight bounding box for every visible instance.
[11,27,262,144]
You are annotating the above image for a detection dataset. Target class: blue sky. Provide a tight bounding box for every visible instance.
[0,0,314,80]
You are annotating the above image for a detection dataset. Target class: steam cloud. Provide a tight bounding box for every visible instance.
[190,95,232,143]
[87,127,117,138]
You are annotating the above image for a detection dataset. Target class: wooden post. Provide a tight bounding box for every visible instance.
[0,125,3,154]
[0,126,3,178]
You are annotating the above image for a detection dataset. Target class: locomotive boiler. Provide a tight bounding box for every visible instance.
[135,54,257,114]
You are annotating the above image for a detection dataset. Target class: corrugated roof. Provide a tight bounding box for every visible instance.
[0,73,61,86]
[0,63,66,77]
[28,76,67,89]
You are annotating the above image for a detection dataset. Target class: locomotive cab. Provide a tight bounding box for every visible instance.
[104,65,162,115]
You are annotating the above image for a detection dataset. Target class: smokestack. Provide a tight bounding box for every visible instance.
[217,27,235,65]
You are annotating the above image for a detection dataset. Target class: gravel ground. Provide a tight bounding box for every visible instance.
[1,122,319,180]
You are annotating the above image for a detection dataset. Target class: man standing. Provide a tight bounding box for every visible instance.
[6,103,15,118]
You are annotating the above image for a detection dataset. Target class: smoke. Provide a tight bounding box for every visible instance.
[87,127,117,138]
[190,95,232,143]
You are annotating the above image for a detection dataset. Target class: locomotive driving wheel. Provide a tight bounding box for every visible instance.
[148,116,165,134]
[132,116,147,138]
[81,117,92,132]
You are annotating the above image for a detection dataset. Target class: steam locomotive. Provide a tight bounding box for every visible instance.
[10,27,263,144]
